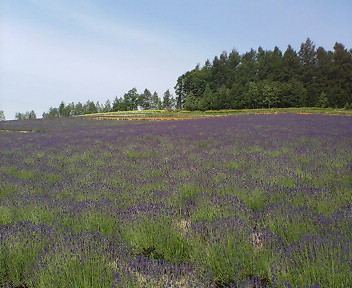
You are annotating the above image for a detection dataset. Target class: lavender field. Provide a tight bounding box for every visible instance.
[0,114,351,288]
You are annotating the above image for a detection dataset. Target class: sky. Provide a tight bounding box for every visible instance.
[1,0,352,120]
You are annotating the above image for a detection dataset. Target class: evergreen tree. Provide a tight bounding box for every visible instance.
[315,47,333,106]
[103,100,112,112]
[177,39,350,110]
[74,102,84,115]
[15,110,36,120]
[226,49,241,86]
[270,46,283,81]
[174,75,187,110]
[67,102,75,116]
[15,112,24,120]
[84,100,98,114]
[0,110,5,121]
[184,91,198,111]
[28,110,37,119]
[330,42,352,107]
[57,101,72,117]
[95,101,102,113]
[151,92,162,110]
[43,107,59,118]
[59,101,66,117]
[239,49,258,84]
[211,51,229,90]
[299,38,318,106]
[162,89,174,109]
[281,45,300,81]
[112,97,125,111]
[198,84,214,111]
[256,46,283,81]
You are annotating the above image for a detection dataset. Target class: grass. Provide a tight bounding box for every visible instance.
[274,236,352,287]
[122,217,190,263]
[34,250,113,288]
[0,205,57,225]
[0,226,51,288]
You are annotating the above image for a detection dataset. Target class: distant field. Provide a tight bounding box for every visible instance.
[0,114,351,287]
[82,107,352,121]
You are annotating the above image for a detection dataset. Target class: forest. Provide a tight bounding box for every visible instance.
[14,38,351,120]
[175,38,352,111]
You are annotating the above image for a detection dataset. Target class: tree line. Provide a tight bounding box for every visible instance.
[11,38,352,120]
[175,39,352,110]
[42,88,176,118]
[0,110,37,121]
[15,111,37,120]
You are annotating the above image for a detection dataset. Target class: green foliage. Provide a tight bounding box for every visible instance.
[242,188,266,211]
[198,84,215,111]
[0,110,5,121]
[15,110,37,120]
[191,227,274,285]
[0,183,17,198]
[7,168,36,180]
[318,92,329,108]
[124,148,156,159]
[57,211,118,235]
[123,217,190,263]
[152,91,162,110]
[265,212,316,243]
[162,89,175,110]
[43,88,165,116]
[178,182,201,204]
[176,38,352,110]
[28,39,352,117]
[275,238,351,288]
[184,91,198,111]
[43,100,101,117]
[34,250,113,288]
[0,231,49,287]
[139,88,152,110]
[123,88,139,111]
[0,203,57,225]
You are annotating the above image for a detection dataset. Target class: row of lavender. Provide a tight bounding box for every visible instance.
[0,114,351,287]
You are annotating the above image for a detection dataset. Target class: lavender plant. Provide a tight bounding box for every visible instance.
[0,114,351,287]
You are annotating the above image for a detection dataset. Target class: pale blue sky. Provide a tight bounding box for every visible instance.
[1,0,351,119]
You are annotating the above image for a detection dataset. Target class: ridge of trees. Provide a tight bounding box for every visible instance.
[15,110,37,120]
[42,89,176,118]
[13,38,352,120]
[174,39,352,110]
